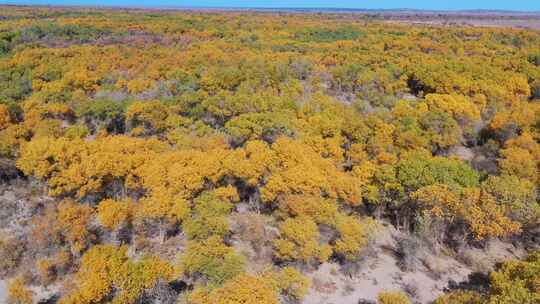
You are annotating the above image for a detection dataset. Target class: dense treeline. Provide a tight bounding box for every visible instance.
[0,6,539,304]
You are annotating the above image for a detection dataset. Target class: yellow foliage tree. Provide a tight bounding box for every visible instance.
[412,184,521,240]
[425,94,480,125]
[274,266,311,300]
[56,199,95,253]
[97,198,133,231]
[17,135,168,198]
[7,276,33,304]
[137,148,228,200]
[183,189,236,240]
[278,195,338,226]
[60,245,173,304]
[188,267,310,304]
[0,104,12,130]
[136,187,190,243]
[36,258,56,286]
[273,216,332,264]
[225,140,277,187]
[188,273,280,304]
[378,291,411,304]
[434,291,484,304]
[125,100,169,135]
[261,137,362,206]
[334,215,375,261]
[498,133,540,183]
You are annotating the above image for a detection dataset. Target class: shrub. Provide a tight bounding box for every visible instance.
[295,27,364,42]
[434,291,484,304]
[397,150,479,192]
[0,235,24,275]
[178,236,245,286]
[377,291,411,304]
[7,276,33,304]
[273,217,332,264]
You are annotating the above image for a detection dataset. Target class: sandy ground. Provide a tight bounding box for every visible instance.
[0,186,60,304]
[302,224,524,304]
[0,279,6,303]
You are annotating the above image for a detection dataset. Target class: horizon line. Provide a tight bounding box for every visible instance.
[2,3,540,14]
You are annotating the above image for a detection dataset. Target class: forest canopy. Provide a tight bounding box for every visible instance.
[0,6,539,304]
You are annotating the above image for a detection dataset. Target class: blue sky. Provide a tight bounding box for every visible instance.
[3,0,540,11]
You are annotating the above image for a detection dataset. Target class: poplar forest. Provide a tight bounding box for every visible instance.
[0,6,539,304]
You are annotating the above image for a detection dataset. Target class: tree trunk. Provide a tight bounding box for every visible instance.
[159,220,166,244]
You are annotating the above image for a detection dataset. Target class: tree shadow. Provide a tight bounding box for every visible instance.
[445,271,490,294]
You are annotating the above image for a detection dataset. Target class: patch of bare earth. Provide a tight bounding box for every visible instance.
[302,222,525,304]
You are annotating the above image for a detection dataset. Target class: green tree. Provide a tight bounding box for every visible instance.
[178,236,245,286]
